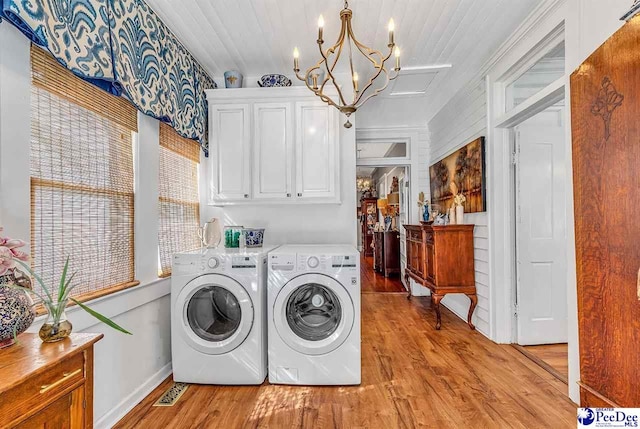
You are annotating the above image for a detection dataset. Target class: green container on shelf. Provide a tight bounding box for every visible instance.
[224,226,243,248]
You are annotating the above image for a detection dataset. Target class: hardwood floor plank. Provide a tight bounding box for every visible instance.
[115,294,576,429]
[360,253,406,293]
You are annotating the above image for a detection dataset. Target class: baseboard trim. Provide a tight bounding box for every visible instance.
[95,362,172,429]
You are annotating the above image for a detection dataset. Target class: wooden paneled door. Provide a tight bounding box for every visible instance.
[571,17,640,407]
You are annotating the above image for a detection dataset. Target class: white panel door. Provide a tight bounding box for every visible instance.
[295,102,339,200]
[515,109,567,345]
[253,102,293,200]
[210,104,251,201]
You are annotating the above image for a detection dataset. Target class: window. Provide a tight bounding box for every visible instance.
[30,46,139,304]
[158,123,201,277]
[356,141,407,160]
[505,41,565,110]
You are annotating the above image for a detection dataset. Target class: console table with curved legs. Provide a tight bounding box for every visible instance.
[403,223,477,330]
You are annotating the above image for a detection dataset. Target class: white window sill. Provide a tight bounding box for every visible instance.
[27,276,171,334]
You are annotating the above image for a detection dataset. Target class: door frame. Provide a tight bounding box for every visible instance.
[488,22,568,342]
[512,103,568,345]
[355,126,427,293]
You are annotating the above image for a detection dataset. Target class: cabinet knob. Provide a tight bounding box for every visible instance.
[244,194,249,198]
[287,193,291,197]
[298,193,302,197]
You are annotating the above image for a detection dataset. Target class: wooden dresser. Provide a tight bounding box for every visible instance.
[404,223,477,330]
[0,333,103,428]
[374,231,401,277]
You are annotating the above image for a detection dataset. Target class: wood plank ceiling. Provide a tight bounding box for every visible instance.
[146,0,542,124]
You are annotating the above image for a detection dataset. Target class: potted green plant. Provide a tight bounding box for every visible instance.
[12,257,131,342]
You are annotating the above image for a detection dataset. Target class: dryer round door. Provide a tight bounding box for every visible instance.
[273,273,354,356]
[176,274,254,355]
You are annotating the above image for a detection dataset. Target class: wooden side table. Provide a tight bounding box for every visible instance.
[0,333,103,428]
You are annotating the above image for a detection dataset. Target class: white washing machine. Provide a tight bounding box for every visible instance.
[268,245,361,385]
[171,246,276,385]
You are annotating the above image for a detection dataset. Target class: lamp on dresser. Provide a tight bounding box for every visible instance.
[403,223,477,330]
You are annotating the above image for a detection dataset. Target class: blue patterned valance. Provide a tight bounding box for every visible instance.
[1,0,216,150]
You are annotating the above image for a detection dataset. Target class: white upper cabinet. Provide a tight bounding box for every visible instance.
[253,102,293,200]
[295,101,339,200]
[210,103,251,201]
[206,88,341,205]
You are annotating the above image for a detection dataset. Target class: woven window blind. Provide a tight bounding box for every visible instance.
[30,45,139,306]
[158,123,201,277]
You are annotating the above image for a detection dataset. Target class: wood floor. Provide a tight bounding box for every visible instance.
[116,295,576,429]
[360,253,406,293]
[519,344,569,382]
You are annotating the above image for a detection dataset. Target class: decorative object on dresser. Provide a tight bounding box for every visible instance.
[224,70,243,88]
[374,231,401,278]
[454,193,467,225]
[430,137,486,213]
[13,258,131,343]
[361,198,378,257]
[257,74,292,87]
[417,192,430,222]
[403,224,477,330]
[0,228,34,349]
[0,333,102,428]
[570,16,639,408]
[292,1,401,128]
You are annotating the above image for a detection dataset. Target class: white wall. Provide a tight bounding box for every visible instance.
[0,23,172,428]
[201,123,357,246]
[428,77,491,336]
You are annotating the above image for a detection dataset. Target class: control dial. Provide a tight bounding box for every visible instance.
[307,256,320,269]
[207,257,220,269]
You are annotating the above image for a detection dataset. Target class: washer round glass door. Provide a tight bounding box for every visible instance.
[274,273,354,355]
[176,274,253,355]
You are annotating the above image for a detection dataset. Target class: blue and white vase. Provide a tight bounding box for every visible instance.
[224,71,243,88]
[0,269,35,348]
[243,228,265,248]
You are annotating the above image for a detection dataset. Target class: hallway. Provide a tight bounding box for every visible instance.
[360,252,405,293]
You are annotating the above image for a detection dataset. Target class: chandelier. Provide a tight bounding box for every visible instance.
[356,177,372,191]
[293,1,401,128]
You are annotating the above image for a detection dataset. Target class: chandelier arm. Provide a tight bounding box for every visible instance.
[294,64,342,112]
[355,68,392,108]
[346,17,389,67]
[318,44,349,107]
[351,43,395,105]
[326,17,348,74]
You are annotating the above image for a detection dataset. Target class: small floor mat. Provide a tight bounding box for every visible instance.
[152,382,189,407]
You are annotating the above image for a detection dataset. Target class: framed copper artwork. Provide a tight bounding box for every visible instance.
[429,137,486,213]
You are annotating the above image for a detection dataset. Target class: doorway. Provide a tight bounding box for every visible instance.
[512,104,568,383]
[356,165,408,293]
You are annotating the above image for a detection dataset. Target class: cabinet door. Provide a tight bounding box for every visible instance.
[253,103,293,200]
[16,393,72,428]
[295,102,339,200]
[210,104,251,201]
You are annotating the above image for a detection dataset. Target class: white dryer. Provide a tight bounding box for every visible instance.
[268,245,361,385]
[171,246,276,385]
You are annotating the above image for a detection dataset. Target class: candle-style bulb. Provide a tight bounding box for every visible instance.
[388,18,395,32]
[318,15,325,28]
[293,47,299,59]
